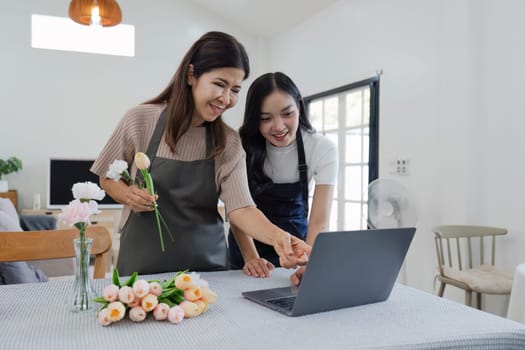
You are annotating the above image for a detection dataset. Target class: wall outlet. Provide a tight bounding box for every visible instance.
[396,159,410,175]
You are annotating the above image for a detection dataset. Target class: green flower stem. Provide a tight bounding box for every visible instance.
[74,222,90,310]
[74,223,88,281]
[158,211,175,242]
[120,170,132,184]
[141,169,165,252]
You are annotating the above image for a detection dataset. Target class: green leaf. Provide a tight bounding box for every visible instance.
[0,156,22,179]
[160,287,179,299]
[175,269,189,276]
[158,298,175,308]
[154,208,165,252]
[162,275,176,289]
[172,293,185,304]
[93,297,108,304]
[112,268,121,287]
[124,272,138,287]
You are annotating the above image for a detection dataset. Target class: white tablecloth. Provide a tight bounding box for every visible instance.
[1,268,525,349]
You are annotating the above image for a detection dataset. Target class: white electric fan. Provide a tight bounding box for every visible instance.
[367,178,418,229]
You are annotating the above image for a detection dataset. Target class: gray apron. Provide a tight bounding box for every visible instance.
[116,109,227,275]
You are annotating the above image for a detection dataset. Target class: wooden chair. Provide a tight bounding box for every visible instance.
[0,225,112,279]
[433,225,513,309]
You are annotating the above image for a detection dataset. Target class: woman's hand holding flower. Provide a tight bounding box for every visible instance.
[124,185,157,213]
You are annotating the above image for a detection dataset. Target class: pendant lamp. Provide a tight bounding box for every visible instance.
[68,0,122,27]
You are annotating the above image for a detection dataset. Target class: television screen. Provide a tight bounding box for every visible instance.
[47,158,122,209]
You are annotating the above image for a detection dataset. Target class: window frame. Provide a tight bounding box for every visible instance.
[304,76,380,230]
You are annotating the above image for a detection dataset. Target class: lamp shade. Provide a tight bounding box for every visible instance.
[68,0,122,27]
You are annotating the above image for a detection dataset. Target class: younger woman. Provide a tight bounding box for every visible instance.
[228,72,337,279]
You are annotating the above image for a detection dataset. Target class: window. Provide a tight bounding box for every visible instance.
[305,77,379,230]
[31,15,135,57]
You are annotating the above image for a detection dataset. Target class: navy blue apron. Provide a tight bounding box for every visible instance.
[117,109,227,275]
[228,130,308,268]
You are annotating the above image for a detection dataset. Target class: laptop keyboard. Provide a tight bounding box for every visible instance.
[266,296,296,310]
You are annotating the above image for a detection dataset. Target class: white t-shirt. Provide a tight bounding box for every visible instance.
[263,130,338,187]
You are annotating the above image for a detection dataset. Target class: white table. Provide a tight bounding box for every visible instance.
[1,268,525,349]
[508,262,525,323]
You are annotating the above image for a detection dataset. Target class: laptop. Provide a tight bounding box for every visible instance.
[242,227,416,316]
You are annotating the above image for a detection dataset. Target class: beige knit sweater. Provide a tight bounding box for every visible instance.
[91,103,254,231]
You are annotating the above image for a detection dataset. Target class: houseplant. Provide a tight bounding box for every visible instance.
[0,156,22,192]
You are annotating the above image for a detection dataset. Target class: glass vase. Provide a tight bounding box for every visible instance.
[70,238,97,312]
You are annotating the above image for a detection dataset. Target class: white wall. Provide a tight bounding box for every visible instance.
[0,0,267,210]
[269,0,525,316]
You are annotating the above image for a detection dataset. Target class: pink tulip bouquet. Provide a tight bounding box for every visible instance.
[106,153,173,252]
[95,269,217,326]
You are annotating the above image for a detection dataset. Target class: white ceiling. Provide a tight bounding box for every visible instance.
[189,0,338,38]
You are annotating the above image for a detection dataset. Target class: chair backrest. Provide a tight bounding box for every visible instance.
[0,225,112,279]
[433,225,507,276]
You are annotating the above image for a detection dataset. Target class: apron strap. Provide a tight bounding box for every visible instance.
[145,108,168,164]
[146,109,214,162]
[296,130,309,218]
[205,122,212,158]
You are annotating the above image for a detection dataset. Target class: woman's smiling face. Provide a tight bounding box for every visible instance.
[258,90,300,147]
[188,66,245,126]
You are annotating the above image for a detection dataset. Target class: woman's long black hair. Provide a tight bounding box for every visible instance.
[239,72,313,195]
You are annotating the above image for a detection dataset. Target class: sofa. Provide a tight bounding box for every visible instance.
[0,198,75,284]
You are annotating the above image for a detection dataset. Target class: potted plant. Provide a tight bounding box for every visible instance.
[0,157,22,192]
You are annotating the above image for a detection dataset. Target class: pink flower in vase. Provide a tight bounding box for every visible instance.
[57,199,99,227]
[59,181,105,313]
